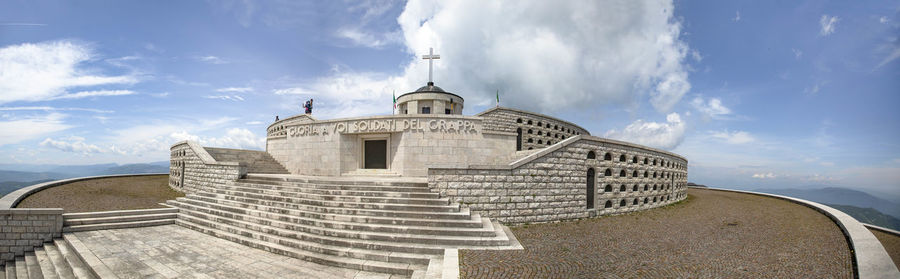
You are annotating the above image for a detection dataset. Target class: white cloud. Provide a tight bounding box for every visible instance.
[216,87,253,93]
[336,28,401,48]
[40,136,103,154]
[819,15,839,36]
[880,16,889,24]
[791,48,802,60]
[196,55,228,64]
[604,112,686,150]
[52,90,136,100]
[0,106,113,113]
[0,40,138,105]
[710,130,755,144]
[875,47,900,69]
[204,95,245,101]
[383,0,692,113]
[690,96,731,118]
[273,69,404,118]
[0,113,71,146]
[245,121,264,125]
[733,11,740,22]
[752,172,776,179]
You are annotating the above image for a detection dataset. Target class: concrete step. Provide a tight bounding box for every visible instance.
[174,218,427,276]
[32,248,57,279]
[64,213,177,226]
[4,261,12,279]
[42,244,76,279]
[168,199,496,238]
[215,184,450,205]
[237,179,433,193]
[52,239,94,279]
[23,252,42,279]
[242,175,429,187]
[174,196,481,227]
[14,257,25,279]
[62,208,178,219]
[184,193,472,220]
[176,206,449,255]
[0,264,4,279]
[228,181,441,199]
[194,189,460,212]
[63,219,175,232]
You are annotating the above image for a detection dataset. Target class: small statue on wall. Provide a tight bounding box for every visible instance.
[302,99,314,114]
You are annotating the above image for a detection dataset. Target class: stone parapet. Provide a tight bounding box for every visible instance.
[477,107,591,151]
[170,141,245,193]
[0,209,64,261]
[428,135,688,225]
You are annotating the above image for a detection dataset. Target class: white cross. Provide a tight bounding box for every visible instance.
[422,47,440,83]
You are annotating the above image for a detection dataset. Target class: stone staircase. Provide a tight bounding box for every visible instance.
[63,208,178,232]
[0,238,96,279]
[166,174,518,277]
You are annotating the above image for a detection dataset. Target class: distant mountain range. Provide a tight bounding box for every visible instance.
[826,204,900,231]
[754,187,900,226]
[0,161,169,198]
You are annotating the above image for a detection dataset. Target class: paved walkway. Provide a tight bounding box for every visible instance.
[71,225,397,279]
[460,188,854,278]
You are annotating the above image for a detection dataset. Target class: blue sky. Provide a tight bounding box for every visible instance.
[0,1,898,199]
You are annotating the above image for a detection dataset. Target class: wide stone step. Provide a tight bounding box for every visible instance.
[176,195,481,227]
[32,248,57,279]
[14,257,26,279]
[63,219,175,233]
[237,179,433,193]
[175,204,502,254]
[229,181,441,199]
[64,213,177,226]
[242,175,429,187]
[168,199,495,237]
[62,208,177,219]
[174,217,428,276]
[23,252,42,279]
[52,239,95,279]
[216,184,449,205]
[42,244,76,279]
[194,189,459,212]
[185,193,472,220]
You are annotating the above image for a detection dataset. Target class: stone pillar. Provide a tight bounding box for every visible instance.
[407,100,419,115]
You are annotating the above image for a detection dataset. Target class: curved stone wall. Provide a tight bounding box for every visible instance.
[169,141,244,193]
[428,135,687,225]
[477,107,591,151]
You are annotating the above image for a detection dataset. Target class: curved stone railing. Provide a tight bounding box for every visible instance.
[0,173,165,261]
[865,223,900,237]
[692,187,900,279]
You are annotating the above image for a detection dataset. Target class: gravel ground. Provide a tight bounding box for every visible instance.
[870,229,900,269]
[461,188,853,279]
[15,175,183,213]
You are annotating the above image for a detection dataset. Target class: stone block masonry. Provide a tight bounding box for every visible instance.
[170,141,244,194]
[429,135,688,225]
[0,209,63,261]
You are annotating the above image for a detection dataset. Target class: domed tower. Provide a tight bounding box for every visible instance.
[396,81,464,115]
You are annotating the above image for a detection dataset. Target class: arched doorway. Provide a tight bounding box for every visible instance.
[516,128,523,151]
[586,168,595,209]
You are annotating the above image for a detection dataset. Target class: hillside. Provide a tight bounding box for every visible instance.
[827,204,900,231]
[755,187,900,220]
[0,162,169,198]
[0,179,54,198]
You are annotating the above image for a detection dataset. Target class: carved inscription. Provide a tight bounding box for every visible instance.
[287,118,479,137]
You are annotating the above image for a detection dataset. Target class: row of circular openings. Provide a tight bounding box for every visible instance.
[600,183,679,193]
[171,149,187,157]
[600,168,684,179]
[601,195,672,208]
[526,138,554,145]
[587,151,685,170]
[525,129,568,139]
[516,118,581,135]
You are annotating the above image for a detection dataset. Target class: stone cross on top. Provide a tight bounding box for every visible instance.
[422,47,440,83]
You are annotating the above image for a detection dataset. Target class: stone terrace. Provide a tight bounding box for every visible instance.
[459,188,854,278]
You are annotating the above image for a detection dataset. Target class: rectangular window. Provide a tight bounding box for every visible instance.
[445,108,451,114]
[422,107,431,114]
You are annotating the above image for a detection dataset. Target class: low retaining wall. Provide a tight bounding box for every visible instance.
[693,187,900,279]
[170,140,245,193]
[0,173,165,261]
